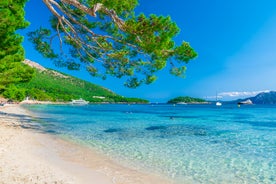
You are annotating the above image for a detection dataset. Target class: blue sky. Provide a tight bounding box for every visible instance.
[21,0,276,102]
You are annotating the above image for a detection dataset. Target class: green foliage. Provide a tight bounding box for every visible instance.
[168,96,206,104]
[3,84,25,101]
[28,0,197,88]
[16,68,148,103]
[0,0,34,92]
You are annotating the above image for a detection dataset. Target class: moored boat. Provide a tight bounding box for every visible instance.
[70,98,89,105]
[238,99,253,105]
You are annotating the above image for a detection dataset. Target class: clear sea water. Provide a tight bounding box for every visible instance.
[23,104,276,184]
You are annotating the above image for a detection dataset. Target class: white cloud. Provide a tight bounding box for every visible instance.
[218,90,270,97]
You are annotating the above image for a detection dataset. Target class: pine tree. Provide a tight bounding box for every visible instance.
[0,0,34,92]
[1,0,197,91]
[28,0,197,88]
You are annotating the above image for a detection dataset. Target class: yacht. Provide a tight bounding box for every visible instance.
[70,98,89,105]
[238,99,253,105]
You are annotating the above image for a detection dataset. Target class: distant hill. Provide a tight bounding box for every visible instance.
[231,91,276,105]
[167,96,207,104]
[13,59,148,103]
[248,91,276,104]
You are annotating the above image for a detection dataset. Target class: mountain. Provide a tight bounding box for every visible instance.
[248,91,276,104]
[231,91,276,105]
[11,59,148,103]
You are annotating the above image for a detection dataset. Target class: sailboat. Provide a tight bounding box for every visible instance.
[215,92,222,106]
[216,101,222,106]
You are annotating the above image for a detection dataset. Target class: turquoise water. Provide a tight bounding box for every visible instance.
[23,104,276,183]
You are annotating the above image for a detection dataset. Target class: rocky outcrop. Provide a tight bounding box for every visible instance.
[23,59,46,72]
[23,59,68,79]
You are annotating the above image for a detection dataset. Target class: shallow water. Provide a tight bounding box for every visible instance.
[23,104,276,184]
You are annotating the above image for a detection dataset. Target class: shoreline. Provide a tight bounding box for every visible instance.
[0,104,172,184]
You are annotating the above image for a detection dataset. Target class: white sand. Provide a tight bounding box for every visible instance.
[0,104,172,184]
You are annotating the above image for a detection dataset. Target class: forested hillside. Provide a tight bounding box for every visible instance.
[3,60,148,103]
[167,96,207,104]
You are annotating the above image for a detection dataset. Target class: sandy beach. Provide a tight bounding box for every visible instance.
[0,104,172,184]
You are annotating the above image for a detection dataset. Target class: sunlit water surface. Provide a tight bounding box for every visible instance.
[23,104,276,184]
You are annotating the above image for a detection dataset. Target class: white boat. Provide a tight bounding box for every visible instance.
[238,99,253,105]
[70,98,89,105]
[215,92,222,106]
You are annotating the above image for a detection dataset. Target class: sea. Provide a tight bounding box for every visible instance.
[22,104,276,184]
